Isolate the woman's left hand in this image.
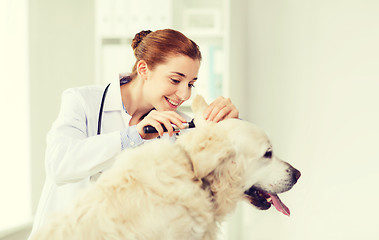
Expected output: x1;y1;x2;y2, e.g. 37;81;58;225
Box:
203;96;239;122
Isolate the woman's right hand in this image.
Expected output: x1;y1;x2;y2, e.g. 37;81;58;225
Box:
136;110;187;139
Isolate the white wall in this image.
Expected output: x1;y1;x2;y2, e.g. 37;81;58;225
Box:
236;0;379;239
29;0;95;216
228;0;249;119
0;0;32;232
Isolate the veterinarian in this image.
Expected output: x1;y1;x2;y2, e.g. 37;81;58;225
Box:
28;29;239;238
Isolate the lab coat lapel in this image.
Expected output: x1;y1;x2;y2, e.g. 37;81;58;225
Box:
103;76;132;128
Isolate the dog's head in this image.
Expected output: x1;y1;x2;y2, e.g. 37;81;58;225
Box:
178;95;300;217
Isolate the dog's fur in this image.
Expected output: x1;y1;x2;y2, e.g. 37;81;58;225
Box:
32;95;300;240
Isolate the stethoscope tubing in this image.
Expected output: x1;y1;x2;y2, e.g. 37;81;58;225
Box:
97;83;111;135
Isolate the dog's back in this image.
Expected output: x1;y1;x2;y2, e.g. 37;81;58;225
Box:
32;139;216;240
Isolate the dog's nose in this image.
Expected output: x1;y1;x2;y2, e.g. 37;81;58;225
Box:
286;164;301;184
293;168;301;182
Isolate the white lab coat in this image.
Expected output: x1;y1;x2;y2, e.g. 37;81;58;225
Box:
29;76;191;237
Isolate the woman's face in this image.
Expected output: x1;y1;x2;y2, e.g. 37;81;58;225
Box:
143;55;200;111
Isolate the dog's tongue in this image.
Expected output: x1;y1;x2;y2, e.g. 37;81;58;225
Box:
268;193;290;216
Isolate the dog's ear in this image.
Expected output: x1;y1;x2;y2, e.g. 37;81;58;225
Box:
179;124;235;179
191;95;208;127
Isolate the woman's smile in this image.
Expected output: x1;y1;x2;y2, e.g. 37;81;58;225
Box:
165;96;181;109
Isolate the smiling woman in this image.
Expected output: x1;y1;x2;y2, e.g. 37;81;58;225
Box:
0;0;32;236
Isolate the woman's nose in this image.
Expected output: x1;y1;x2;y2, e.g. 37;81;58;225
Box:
176;83;191;101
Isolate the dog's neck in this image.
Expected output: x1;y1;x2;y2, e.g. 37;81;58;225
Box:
176;143;219;203
176;143;208;182
177;142;241;222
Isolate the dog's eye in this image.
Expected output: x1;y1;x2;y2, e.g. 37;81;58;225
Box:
264;149;272;158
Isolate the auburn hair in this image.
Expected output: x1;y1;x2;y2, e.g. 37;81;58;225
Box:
130;29;202;79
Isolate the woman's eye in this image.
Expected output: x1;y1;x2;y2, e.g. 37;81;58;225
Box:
170;78;195;88
170;78;180;84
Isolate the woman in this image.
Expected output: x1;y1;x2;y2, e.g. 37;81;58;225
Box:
29;29;239;237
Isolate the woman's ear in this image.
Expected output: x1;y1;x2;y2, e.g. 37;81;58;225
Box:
137;60;148;79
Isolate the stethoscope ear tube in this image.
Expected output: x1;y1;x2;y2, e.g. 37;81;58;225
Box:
97;83;111;135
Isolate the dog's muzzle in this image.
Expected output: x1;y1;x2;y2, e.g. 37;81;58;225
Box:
244;168;301;216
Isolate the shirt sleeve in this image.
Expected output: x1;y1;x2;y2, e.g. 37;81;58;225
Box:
45;88;122;186
120;125;144;150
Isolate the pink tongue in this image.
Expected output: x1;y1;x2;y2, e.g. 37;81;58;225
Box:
268;193;290;216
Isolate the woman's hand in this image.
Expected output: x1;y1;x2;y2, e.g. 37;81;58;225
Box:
136;110;187;139
203;96;239;122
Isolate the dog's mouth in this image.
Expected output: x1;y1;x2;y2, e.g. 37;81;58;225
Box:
244;186;290;216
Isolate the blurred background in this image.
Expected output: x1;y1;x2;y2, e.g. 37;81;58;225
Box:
1;0;378;239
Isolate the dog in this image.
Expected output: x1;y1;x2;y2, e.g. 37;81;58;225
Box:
32;95;300;240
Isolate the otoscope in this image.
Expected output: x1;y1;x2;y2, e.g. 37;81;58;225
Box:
143;119;195;134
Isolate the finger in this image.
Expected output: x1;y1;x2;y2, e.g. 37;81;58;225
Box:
203;97;221;120
206;104;225;122
169;117;187;130
203;104;213;120
136;121;159;139
213;104;240;122
160;111;187;130
226;108;239;119
151;115;173;136
154;113;186;136
145;113;168;136
163;121;174;136
219;110;237;122
205;97;230;121
150;121;165;136
212;105;233;122
166;111;187;123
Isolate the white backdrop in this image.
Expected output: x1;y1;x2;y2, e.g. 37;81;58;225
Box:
225;0;379;239
0;0;32;233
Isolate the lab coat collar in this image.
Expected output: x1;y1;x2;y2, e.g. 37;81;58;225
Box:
103;75;124;112
102;75;132;127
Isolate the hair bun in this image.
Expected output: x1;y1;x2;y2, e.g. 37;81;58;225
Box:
131;30;152;50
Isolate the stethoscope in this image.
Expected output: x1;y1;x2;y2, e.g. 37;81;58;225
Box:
90;82;111;182
98;76;133;135
97;83;111;135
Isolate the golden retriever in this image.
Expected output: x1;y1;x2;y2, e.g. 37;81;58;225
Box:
32;95;300;240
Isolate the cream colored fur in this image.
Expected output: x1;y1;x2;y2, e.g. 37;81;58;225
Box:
32;95;298;240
